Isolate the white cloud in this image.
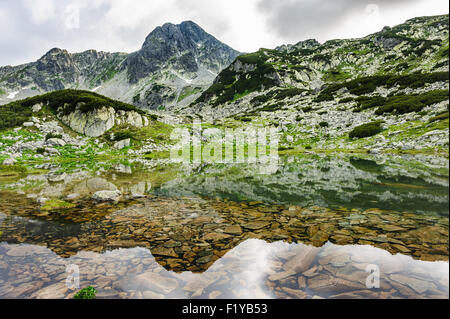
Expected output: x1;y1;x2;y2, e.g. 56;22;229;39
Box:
22;0;56;24
0;0;448;66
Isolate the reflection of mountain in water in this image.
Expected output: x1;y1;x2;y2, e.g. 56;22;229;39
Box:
156;154;449;216
0;239;448;299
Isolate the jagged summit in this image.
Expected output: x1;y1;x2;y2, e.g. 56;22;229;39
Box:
276;39;321;53
40;48;68;56
126;20;239;84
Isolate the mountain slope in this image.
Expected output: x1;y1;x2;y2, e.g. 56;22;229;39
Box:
188;14;448;113
0;21;240;111
183;14;449;154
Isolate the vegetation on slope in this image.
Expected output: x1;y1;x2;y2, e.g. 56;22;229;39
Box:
353;90;449;114
315;72;449;102
195;50;279;106
349;121;384;139
0;89;144;130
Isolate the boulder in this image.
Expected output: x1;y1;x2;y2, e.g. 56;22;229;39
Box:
32;103;43;113
47;172;67;182
92;190;122;202
58;105;115;137
114;139;131;150
125;111;144;128
2;158;16;166
46;138;66;147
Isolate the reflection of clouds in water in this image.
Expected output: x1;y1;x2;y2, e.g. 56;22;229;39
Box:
0;239;448;299
208;239;287;298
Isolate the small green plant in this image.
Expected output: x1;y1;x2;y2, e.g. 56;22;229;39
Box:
113;131;133;141
41;199;76;211
45;133;62;140
429;111;449;123
349;121;384;139
339;97;354;104
74;286;97;299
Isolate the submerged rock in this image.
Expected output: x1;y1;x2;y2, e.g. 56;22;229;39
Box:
2;158;16;166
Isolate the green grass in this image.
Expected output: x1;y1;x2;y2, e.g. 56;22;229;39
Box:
178;86;203;102
107;120;173;148
195;50;278;106
0;165;27;177
429;111;449;123
315;71;449;102
322;69;352;82
41;199;76;211
375;90;448;115
0;89;145;131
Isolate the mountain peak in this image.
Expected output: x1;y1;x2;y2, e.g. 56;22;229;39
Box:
41;48;68;57
127;21;240;84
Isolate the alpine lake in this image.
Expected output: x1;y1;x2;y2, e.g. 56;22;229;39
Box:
0;153;448;299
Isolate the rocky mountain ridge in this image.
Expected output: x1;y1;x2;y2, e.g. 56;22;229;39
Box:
177;14;449;154
0;21;240;111
189;14;448;113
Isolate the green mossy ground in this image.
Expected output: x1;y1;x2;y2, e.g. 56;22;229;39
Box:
41;199;76;211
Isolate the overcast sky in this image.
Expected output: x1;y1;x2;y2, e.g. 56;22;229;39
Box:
0;0;448;66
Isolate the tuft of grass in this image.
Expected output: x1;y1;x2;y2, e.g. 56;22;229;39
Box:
429;111;449;123
375;90;448;115
74;286;97;300
349;121;384;139
0;165;27;177
45;133;62;140
315;71;449;102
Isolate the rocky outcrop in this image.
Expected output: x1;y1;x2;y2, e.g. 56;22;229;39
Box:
57;104;150;137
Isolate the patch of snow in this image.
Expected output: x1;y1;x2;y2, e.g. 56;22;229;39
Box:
7;91;19;99
91;86;102;92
